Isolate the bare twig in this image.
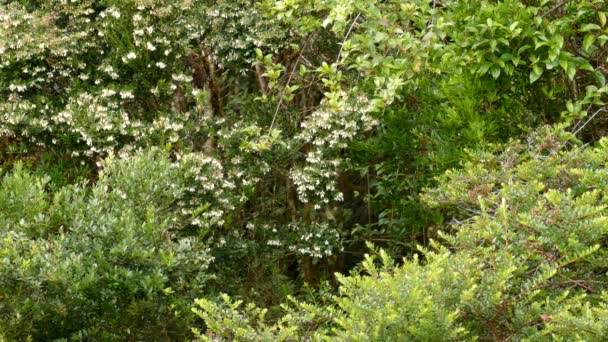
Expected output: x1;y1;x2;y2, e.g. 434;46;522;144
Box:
572;107;607;136
336;13;362;64
269;37;311;130
542;0;571;18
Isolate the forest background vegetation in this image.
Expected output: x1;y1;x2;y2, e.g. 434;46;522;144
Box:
0;0;607;340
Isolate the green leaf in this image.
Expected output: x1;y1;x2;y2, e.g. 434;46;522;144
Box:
535;41;551;50
530;65;543;83
500;53;514;61
491;67;501;79
583;34;596;53
592;70;606;86
578;61;594;72
477;63;491;75
517;45;531;54
553;35;564;49
567;63;577;80
490;39;497;52
559;58;568;72
599;12;607;27
580;23;601;32
566;100;574;113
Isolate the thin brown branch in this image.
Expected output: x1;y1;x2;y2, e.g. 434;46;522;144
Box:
269;37;312;130
541;0;571;18
336;13;362;64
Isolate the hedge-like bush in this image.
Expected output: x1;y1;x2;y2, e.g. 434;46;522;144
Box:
0;148;224;340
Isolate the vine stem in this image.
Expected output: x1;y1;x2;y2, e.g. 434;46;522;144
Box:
336;13;362;64
269;37;311;130
541;0;570;18
573;107;607;136
270;12;362;130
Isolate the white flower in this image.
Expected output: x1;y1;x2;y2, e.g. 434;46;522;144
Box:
101;89;116;97
108;7;121;19
116;189;127;199
122;52;137;64
120;91;134;99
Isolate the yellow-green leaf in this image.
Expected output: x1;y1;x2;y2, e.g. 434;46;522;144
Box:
583;34;596;53
530;65;543;83
599;12;606;27
567;63;577;80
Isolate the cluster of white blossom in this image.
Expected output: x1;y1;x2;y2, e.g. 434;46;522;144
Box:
284;222;342;258
290;151;342;205
184;1;290;74
291;92;377;204
52;93;135;157
0;99;46;138
0;1;200;158
0;3;92;68
298;92;377;148
174;152;236;229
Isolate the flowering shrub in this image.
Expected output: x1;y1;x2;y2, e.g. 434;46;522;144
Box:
1;1;190;154
0;0;289;157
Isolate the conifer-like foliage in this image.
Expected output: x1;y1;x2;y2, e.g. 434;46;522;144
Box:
0;0;607;339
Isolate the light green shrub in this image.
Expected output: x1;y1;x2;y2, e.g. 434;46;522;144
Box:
0;148;225;340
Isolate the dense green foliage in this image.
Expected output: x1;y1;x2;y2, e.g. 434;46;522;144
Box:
0;0;607;340
1;149;223;339
194;127;608;340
